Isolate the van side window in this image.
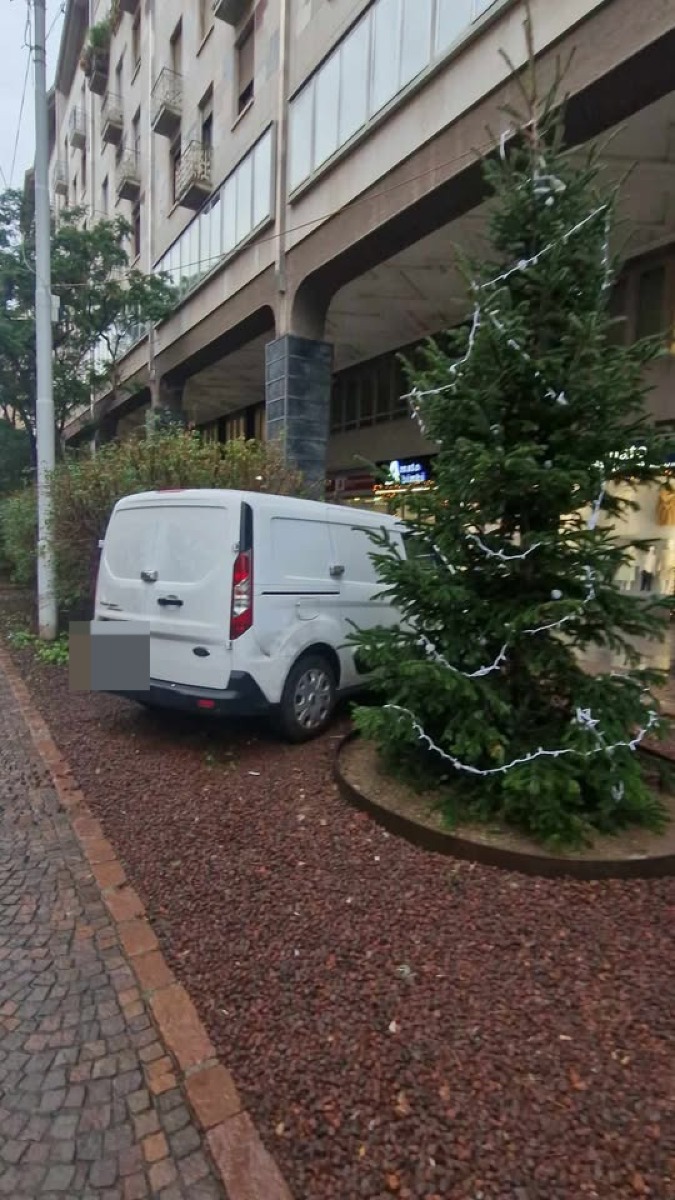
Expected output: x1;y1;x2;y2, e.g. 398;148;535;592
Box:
402;531;441;567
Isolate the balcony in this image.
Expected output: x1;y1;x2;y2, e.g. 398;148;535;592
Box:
116;147;141;202
175;141;212;210
151;68;182;138
213;0;248;24
53;161;68;197
101;93;124;146
69;107;86;150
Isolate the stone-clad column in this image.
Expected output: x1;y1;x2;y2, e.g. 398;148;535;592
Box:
264;334;333;487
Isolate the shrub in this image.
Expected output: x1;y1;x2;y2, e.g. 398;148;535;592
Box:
0;489;38;586
50;430;310;618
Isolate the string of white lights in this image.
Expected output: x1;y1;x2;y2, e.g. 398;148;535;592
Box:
416;631;510;680
406;203;610;410
383;703;659;777
393;186;658;772
466;534;543;562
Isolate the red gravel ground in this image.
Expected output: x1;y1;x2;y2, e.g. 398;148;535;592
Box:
2;597;675;1200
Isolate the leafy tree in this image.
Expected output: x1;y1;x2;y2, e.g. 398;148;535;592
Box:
0;420;32;495
0;188;175;460
350;28;673;846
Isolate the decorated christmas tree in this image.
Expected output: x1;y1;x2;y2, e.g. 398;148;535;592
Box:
350;23;673;846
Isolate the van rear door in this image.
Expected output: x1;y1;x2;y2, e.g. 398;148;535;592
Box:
148;498;235;689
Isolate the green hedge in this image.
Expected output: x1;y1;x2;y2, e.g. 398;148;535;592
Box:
0;430;309;616
0;489;38;587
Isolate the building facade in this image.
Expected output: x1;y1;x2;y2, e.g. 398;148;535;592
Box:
49;0;675;597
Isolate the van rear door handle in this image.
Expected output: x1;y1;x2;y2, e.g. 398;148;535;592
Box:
157;595;183;607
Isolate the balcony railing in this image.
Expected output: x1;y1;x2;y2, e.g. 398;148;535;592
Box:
53;161;68;197
69;107;87;149
116;147;141;202
175;141;212;210
151;68;182;138
101;93;124;146
213;0;248;25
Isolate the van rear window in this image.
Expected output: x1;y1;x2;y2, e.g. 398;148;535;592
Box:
104;509;156;580
154;507;228;584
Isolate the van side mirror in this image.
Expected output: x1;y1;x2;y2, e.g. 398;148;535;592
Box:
98;539;104;551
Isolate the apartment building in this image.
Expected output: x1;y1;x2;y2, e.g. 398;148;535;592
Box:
50;0;675;582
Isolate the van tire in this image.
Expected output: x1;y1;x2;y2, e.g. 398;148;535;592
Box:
275;654;337;742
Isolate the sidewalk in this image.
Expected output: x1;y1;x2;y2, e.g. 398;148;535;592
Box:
0;662;225;1199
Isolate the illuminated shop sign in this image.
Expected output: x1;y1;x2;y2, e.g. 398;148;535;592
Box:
375;455;435;489
599;445;675;472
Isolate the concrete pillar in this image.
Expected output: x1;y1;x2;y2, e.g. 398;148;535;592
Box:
95;413;118;449
264;334;333;486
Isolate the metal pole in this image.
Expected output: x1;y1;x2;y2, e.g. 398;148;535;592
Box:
34;0;58;639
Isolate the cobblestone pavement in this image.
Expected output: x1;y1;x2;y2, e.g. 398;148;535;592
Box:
0;668;225;1199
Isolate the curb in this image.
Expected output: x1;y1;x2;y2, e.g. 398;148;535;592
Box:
334;731;675;881
0;644;293;1200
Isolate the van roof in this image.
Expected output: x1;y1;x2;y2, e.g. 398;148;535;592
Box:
112;488;404;527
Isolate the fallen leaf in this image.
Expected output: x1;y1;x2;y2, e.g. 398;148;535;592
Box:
632;1172;647;1194
275;1122;285;1136
439;1083;451;1103
358;1145;366;1159
385;1173;401;1193
388;1019;400;1034
394;1090;411;1116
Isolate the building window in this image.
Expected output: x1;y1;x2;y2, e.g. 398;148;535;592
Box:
72;173;78;206
636;265;667;341
198;0;210;42
115;55;123;98
330;344;423;433
170;137;182;204
132;201;141;260
213;405;264;443
607;277;627;346
132;9;141;70
132;108;141;157
170;21;183;76
199;89;213;152
236;21;254;114
81;144;87;193
101;175;109;216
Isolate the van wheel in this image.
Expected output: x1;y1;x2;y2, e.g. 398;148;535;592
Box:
276;654;337;742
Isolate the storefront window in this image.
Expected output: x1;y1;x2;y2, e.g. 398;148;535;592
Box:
344;378;359;429
636;265;666;340
607;277;628;346
375;359;392;421
360;372;374;424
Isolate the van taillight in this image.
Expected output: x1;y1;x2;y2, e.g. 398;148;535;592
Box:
230;551;253;640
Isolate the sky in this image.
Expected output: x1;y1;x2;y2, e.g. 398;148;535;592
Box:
0;0;65;191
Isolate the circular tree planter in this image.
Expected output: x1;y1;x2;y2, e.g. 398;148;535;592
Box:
334;732;675;880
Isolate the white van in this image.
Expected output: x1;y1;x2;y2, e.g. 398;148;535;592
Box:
94;488;406;740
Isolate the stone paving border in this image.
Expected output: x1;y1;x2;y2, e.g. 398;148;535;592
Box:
0;645;293;1200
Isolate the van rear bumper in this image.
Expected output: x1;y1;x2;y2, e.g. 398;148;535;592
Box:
112;671;272;717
